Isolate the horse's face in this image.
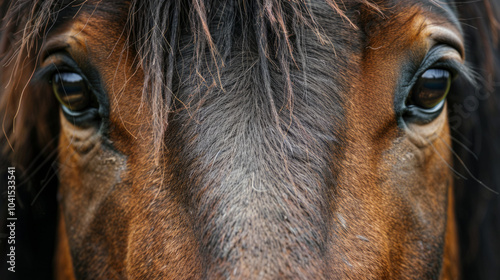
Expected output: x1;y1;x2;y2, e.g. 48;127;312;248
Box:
32;0;464;279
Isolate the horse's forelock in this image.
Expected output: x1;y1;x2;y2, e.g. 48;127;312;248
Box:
126;0;383;160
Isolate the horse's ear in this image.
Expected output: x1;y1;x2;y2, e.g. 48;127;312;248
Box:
0;2;59;279
450;0;500;278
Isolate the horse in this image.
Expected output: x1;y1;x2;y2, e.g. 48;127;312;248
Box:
0;0;499;279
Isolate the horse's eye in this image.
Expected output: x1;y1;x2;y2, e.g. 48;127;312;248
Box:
52;72;91;112
409;69;451;110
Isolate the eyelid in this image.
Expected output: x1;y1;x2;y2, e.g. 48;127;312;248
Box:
413;100;446;114
32;53;84;86
429;26;465;59
423;49;475;86
402;45;467;93
39;34;84;62
40;52;77;69
420;45;461;72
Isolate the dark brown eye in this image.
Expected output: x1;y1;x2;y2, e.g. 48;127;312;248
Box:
409;69;451;111
52;72;91;112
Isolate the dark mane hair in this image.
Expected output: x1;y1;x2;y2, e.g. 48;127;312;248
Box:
450;1;500;279
0;0;499;279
